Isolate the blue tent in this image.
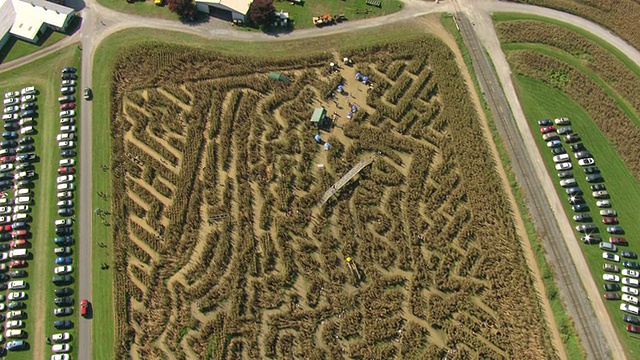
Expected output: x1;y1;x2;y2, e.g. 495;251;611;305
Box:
337;84;344;92
362;76;369;84
314;134;322;142
324;142;330;150
355;72;362;80
351;105;358;112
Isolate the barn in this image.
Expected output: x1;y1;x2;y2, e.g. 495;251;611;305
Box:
0;0;75;48
195;0;252;22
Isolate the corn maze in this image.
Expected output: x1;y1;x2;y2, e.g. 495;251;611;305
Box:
109;38;553;359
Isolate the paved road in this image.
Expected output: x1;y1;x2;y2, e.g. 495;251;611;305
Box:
62;0;640;358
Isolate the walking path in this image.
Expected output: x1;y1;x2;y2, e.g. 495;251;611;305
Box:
317;156;375;206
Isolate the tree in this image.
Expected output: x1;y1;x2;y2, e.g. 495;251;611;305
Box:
167;0;197;20
248;0;276;28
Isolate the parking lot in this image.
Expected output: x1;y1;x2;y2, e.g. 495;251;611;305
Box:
537;117;640;335
0;64;87;359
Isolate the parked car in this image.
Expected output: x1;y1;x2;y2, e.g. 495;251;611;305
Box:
538;119;553;126
62;72;77;80
61;67;76;74
53;307;73;317
601;209;617;216
624;278;640;287
61;150;76;158
51;332;71;343
604;252;620;262
52;275;72;285
597;200;611;208
604;263;620;272
53;320;73;329
586;174;603;183
608;226;624;234
58;95;75;103
593;191;609;199
558;171;573;178
551;147;566;155
603;217;618;224
566;187;583;196
84;87;92;100
53;296;73;306
54;247;72;256
565;134;581;143
555;162;572;171
591;184;606;191
559;178;576;187
54;288;73;297
578;158;595;166
573;214;591;222
6;340;25;350
59;110;75;118
540;126;555;134
547;140;562;148
605;283;621;291
611;237;628;246
80;299;90;317
604;274;620;282
557;126;572;135
568;195;584;205
624;314;640;324
54;237;73;246
604;293;621;300
60;87;75;95
622;251;638;259
623;269;640;278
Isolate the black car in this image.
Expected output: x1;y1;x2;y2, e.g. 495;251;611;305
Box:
55;227;72;236
16;153;35;162
61;73;77;80
568;195;584;205
18;137;33;145
566;187;583;196
0;273;9;282
84;88;92;100
538;119;553;126
61;67;77;74
570;143;586;152
551;147;566;155
572;203;589;212
58;208;74;217
0;180;13;190
583;166;600;174
0;243;9;251
591;184;606;191
0;140;17;149
0;173;12;181
0;233;11;241
622;251;638;259
61;150;75;158
624;315;640;325
16;180;31;187
53;320;73;329
2;132;17;139
16;144;34;153
3;123;18;132
54;287;73;297
7;301;24;310
54;296;73;306
52;275;72;285
19;110;35;118
604;283;620;291
558;171;573;179
586;174;604;183
54;236;73;246
624;261;640;269
9;270;27;278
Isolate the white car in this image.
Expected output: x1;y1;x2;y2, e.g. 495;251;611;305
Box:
60;125;76;133
57;200;73;207
20;86;35;95
623;294;639;305
7;281;25;290
559;178;576;187
58;141;74;149
51;332;71;343
59;159;75;167
623;269;640;278
7;292;25;301
56;175;75;184
0;163;14;172
4;329;24;338
56;133;73;141
54;219;72;227
603;274;620;282
578;158;595;166
53;266;73;275
3;98;18;106
20;95;35;103
623;286;640;296
52;344;70;353
3;105;19;114
0;304;5;311
20;126;34;135
57;183;75;191
60;117;74;125
4;91;19;99
6;311;23;320
621;303;640;315
0;206;11;214
59;110;75;117
61;80;76;87
552;154;570;163
13;205;28;213
5;320;23;329
596;200;611;208
51;355;71;360
624;278;640;287
546;140;562;147
57;191;73;200
555;162;572;171
603;252;620;262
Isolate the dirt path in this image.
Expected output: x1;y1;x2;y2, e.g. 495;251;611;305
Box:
433;14;569;360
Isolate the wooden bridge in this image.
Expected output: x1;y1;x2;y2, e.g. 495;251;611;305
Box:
317;156;375;206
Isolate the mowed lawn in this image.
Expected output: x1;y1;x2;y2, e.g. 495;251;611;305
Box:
515;76;640;358
0;45;81;359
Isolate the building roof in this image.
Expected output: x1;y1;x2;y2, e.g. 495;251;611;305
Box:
0;0;74;41
0;0;16;40
310;108;326;124
197;0;252;15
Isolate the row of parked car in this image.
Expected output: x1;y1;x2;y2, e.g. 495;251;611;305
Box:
539;117;640;334
47;66;83;360
0;86;39;354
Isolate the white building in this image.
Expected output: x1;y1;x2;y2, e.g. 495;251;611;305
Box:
0;0;75;49
195;0;251;22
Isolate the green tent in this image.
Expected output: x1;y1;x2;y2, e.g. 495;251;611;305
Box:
310;108;326;126
268;72;290;84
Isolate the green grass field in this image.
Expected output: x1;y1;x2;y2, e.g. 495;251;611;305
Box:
441;13;584;360
0;44;81;359
515;76;640;358
96;0;180;20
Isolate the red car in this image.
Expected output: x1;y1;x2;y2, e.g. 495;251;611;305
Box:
80;299;90;317
58;167;75;175
627;325;640;333
603;217;619;224
610;237;628;246
1;224;12;232
60;102;75;110
604;293;621;300
9;239;26;248
11;229;26;238
9;260;26;268
540;126;555;134
0;156;15;164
